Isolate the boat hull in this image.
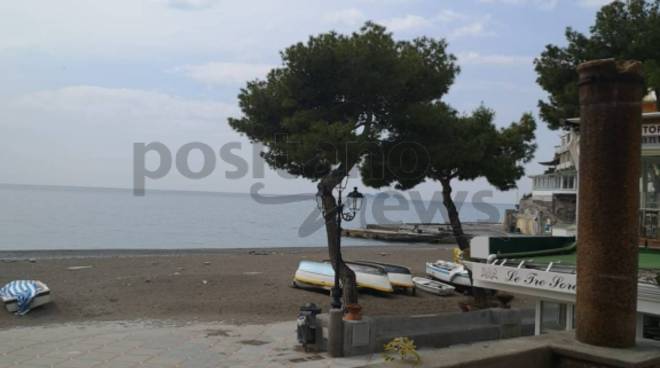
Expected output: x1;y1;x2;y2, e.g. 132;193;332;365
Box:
353;261;414;289
294;261;335;290
426;261;472;288
293;260;393;293
2;281;52;313
412;277;455;296
386;273;415;289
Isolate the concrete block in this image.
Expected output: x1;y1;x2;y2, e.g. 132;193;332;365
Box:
328;309;344;357
499;324;523;339
343;318;372;357
342;308;535;357
351;322;370;347
489;308;522;325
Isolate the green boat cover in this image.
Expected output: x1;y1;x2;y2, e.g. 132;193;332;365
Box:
488;236;576;258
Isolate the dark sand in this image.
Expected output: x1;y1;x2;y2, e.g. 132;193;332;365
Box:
0;245;533;328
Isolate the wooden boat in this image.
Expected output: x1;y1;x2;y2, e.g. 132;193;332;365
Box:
293;260;393;293
293;260;335;290
412;277;455;296
426;260;472;288
354;260;415;292
2;280;52;313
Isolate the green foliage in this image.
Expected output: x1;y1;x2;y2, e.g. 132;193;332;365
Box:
535;0;660;130
361;103;535;250
383;337;421;365
362;104;537;192
229;22;459;181
228;21;536;255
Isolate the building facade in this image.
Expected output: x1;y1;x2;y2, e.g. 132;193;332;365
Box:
488;93;660;340
520;92;660;241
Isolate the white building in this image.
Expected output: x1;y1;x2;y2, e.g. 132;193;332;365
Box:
530;131;579;203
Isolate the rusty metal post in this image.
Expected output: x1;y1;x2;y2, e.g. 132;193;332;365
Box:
576;59;644;348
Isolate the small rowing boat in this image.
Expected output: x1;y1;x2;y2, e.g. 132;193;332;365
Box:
1;280;52;314
426;260;472;288
412;277;455;296
293;260;335;290
354;260;414;292
293;260;393;293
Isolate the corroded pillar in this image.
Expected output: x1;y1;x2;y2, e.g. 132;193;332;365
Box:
576;59;644;348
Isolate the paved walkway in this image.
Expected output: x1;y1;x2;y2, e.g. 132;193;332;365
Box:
0;320;383;368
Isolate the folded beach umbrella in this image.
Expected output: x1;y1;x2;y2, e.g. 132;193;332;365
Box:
0;280;49;315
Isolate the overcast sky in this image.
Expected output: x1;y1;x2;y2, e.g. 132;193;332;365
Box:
0;0;612;203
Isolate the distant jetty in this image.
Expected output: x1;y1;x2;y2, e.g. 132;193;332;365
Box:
342;223;510;244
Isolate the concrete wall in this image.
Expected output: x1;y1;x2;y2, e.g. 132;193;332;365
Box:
363;331;660;368
340;308;535;357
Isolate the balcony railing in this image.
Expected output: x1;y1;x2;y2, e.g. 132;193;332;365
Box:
532;173;577;192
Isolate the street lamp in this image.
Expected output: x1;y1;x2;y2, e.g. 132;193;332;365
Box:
317;184;364;309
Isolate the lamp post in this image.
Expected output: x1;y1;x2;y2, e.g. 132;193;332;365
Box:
317;185;364;309
317;184;364;358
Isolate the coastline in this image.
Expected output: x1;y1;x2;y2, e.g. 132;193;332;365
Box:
0;245;534;329
0;243;453;260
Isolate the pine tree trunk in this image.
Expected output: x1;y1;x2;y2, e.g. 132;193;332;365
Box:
318;181;358;306
440;177;490;308
440;178;469;250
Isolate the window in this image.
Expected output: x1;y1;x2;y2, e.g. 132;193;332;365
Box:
536;300;575;334
641;156;660;209
642;315;660;340
562;175;575;190
540;301;567;333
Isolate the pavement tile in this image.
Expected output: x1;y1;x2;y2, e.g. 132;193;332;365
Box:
142;356;186;366
77;351;119;362
92;346;134;354
0;345;22;354
21;356;67;367
0;320;382;368
211;360;246;368
156;350;198;360
68;344;105;353
55;358;102;368
93;362;138;368
46;349;86;359
86;337;120;344
139;364;182;368
107;354;150;364
14;361;53;368
100;343;141;351
4;351;37;364
122;347;162;357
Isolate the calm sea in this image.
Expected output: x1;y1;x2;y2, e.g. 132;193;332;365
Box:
0;184;514;250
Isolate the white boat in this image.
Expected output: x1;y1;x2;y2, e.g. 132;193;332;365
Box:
293;260;335;290
412;277;455;296
1;280;52;313
293;260;394;293
353;260;414;292
426;260;472;287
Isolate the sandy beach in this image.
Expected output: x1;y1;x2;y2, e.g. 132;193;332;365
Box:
0;245;534;329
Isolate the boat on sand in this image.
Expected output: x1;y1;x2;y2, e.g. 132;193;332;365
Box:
426;260;472;288
412;277;455;296
353;260;415;293
1;280;52;313
293;260;393;293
